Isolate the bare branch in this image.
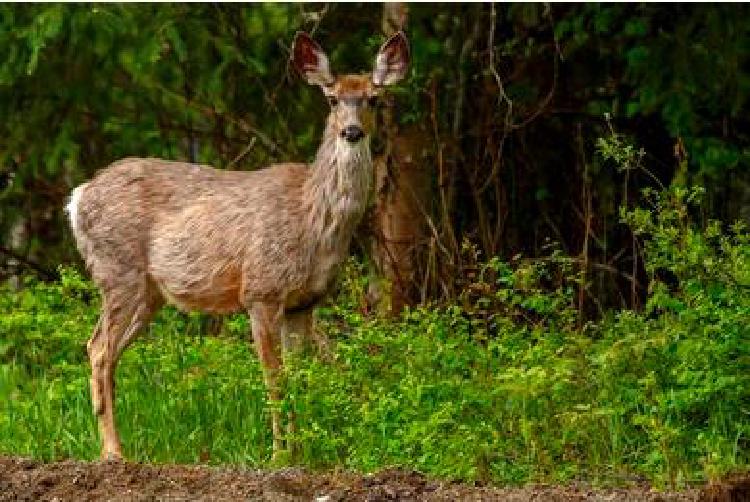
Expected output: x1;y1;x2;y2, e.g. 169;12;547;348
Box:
226;137;257;170
479;3;513;194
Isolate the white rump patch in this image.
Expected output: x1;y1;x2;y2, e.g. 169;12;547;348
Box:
65;184;85;234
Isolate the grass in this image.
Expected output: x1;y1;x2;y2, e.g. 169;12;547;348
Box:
0;293;272;464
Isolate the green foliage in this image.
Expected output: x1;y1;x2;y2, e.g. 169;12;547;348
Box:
624;187;749;294
284;187;748;486
596;122;646;174
1;187;747;487
558;4;750;180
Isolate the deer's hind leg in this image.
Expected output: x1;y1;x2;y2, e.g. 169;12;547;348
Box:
283;307;332;360
281;308;314;356
87;280;159;460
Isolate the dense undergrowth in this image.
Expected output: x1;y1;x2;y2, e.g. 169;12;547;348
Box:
0;187;748;488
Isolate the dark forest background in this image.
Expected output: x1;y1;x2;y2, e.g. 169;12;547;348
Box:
1;3;748;315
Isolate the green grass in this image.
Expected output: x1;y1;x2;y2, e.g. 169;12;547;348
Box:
0;284;273;464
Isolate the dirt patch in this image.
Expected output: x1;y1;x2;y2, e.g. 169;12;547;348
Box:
0;456;736;501
702;474;750;502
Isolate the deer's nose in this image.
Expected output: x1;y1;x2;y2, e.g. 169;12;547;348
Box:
341;125;365;143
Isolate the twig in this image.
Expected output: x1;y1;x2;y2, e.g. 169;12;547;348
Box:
453;13;481;136
430;78;458;260
488;4;513;111
508;54;558;131
480;3;562;192
226;137;257;170
369;224;410;305
572;203;607;251
578;123;591;325
479;3;513;194
131;74;286;158
544;3;564;61
508;3;561;132
523;255;643;290
301;3;329;37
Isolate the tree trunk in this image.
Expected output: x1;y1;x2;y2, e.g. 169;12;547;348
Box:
367;3;433;315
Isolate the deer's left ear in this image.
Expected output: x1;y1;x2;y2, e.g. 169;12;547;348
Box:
372;31;410;86
291;32;335;87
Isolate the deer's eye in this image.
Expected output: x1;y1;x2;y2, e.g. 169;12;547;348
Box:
328;97;339;107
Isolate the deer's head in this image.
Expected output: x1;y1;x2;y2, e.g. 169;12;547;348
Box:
292;31;410;146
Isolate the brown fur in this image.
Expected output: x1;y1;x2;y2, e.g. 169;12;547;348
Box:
332;74;375;96
66;31;409;460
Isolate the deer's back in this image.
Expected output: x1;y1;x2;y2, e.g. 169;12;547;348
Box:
74;157;312;312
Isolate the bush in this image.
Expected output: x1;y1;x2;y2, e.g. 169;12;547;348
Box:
285;185;749;486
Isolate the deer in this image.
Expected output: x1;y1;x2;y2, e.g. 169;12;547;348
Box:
65;31;410;461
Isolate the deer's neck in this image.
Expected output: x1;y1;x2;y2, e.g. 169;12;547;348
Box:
304;122;372;252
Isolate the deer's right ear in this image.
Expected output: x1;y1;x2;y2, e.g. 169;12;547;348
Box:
291;32;335;87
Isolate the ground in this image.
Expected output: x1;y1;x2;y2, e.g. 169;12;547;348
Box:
3;457;748;501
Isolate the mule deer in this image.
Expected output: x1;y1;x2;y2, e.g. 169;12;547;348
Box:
65;31;409;460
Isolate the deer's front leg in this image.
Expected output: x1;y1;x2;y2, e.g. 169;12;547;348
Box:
249;302;284;459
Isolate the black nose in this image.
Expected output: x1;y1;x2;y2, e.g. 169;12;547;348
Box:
341;125;365;143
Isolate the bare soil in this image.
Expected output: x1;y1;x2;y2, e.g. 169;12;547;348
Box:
1;456;747;502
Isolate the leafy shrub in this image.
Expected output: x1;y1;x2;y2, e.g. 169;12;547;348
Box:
285;184;748;486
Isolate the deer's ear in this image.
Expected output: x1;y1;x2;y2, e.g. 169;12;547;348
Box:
372;31;410;86
291;32;335;87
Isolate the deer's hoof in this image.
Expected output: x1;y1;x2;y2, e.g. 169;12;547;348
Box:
101;451;124;463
